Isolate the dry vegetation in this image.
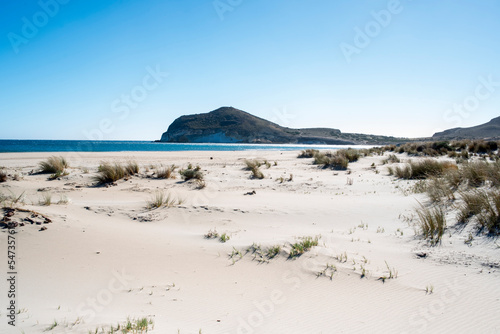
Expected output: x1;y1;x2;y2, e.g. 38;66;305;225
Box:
244;159;271;179
39;156;69;179
156;164;177;179
382;142;500;241
93;161;139;184
179;163;204;181
310;149;361;170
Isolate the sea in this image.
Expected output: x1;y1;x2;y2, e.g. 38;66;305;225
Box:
0;140;371;153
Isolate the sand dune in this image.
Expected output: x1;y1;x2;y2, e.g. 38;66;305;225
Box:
1;151;499;334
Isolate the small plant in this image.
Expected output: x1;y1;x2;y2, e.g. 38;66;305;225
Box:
48;170;69;180
416;204;446;245
39;156;68;174
94;162;130;184
229;247;243;260
457;190;488;225
146;190;178;209
219;233;230;243
266;245;281;259
335;251;348;263
289;236;318;258
346;177;353;185
46;319;58;331
383;154;400;164
156;164;177;179
426;177;456;203
204;229;219;239
425;284;434;294
297;149;319;158
125;161;139;175
57;195;69;205
179;164;204;181
245;160;265;179
379;261;398;282
39;192;52;206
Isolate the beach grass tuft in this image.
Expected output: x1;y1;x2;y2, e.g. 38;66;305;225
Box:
179;164;204;181
156;164;177;179
146;190;179;209
39;156;68;174
416;204;446;245
245;159;265;179
94;161;138;184
289;236;318;258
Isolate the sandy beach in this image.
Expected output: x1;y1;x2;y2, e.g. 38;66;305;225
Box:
1;150;500;334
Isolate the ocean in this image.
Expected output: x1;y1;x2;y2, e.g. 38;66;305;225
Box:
0;140;370;153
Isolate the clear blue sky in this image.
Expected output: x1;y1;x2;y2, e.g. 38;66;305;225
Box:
1;0;499;140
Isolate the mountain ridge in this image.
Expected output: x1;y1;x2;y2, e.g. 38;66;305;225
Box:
432;116;500;139
159;107;406;145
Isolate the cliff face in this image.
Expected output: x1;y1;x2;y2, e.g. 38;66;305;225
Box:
160;107;405;145
433;116;500;139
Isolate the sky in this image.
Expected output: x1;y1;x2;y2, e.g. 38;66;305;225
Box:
0;0;499;140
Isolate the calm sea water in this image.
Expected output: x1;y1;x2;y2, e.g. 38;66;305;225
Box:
0;140;369;153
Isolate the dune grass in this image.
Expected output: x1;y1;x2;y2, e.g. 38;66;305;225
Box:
146;190;181;209
313;152;349;170
426;177;456;203
39;192;52;206
289;236;318;258
380;140;500;158
416;205;446;245
219;233;230;243
93;161;139;184
156;164;177;179
382;154;400;164
457;189;500;234
392;159;457;180
39;156;68;174
266;245;281;259
204;229;219;239
124;161;139;175
179;164;204;181
86;316;154;334
244;159;265;179
297;149;319;158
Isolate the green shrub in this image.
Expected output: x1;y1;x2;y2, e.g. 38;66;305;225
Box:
179;164;203;181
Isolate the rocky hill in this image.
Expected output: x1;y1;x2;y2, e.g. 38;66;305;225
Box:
433;116;500;139
159;107;406;145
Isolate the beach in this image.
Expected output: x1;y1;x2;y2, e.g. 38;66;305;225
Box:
1;150;499;334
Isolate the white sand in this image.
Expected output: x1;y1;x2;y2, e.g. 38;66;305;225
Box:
1;151;499;334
